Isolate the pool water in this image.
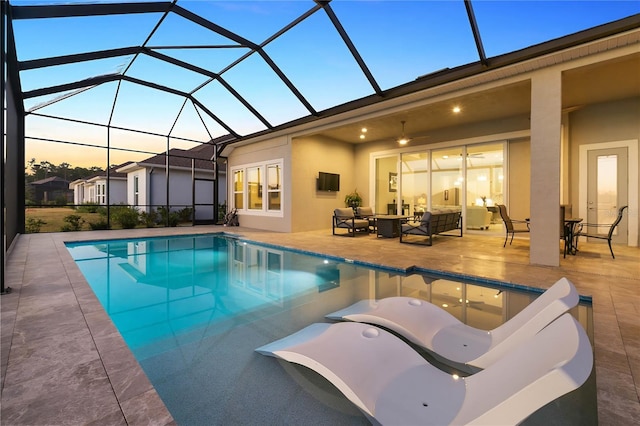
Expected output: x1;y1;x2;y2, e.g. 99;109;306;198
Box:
66;233;596;425
66;234;346;359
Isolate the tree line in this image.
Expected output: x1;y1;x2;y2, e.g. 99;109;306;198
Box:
26;158;104;183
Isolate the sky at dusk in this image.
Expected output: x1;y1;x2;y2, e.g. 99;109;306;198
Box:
8;0;640;169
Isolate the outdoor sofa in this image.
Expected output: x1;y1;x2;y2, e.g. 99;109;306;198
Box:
400;208;462;245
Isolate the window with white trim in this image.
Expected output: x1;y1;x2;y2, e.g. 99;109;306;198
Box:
247;166;262;210
231;160;283;215
267;164;281;210
97;183;106;205
233;170;244;210
134;175;139;207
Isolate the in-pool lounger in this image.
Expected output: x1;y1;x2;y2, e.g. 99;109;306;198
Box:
326;277;579;372
256;314;592;425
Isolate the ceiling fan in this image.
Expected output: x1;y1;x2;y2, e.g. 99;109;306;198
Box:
460;152;485;159
397;120;411;145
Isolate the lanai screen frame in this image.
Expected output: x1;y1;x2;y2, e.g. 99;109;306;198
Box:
1;0;487;250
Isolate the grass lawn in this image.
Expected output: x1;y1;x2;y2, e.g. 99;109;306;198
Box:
25;207;103;233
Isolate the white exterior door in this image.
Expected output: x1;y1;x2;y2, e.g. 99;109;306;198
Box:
586;147;628;244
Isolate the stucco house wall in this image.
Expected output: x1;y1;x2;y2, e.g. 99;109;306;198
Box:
126;166;218;219
90;177;127;205
70;178;127;205
70;181;87;205
292;135;355;232
126;169;149;211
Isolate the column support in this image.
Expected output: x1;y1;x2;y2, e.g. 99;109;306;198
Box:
530;69;562;266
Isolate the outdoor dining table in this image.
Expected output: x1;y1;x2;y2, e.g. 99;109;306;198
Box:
563;217;583;257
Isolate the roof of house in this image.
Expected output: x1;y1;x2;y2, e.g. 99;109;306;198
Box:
30;176;69;186
87;162;133;179
69;162;133;186
132;144;216;171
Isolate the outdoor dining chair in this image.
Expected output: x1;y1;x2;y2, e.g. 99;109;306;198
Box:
575;205;628;259
497;204;530;247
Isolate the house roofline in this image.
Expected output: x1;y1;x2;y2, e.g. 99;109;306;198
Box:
116;162;222;175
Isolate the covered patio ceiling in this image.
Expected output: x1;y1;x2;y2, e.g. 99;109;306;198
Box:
5;0;640;159
307;51;640;145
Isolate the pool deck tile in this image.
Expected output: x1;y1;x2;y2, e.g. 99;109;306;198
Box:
1;226;639;425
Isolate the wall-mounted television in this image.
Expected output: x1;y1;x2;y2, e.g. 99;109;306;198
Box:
317;172;340;192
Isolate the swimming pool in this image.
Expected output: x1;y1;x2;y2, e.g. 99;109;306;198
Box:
66;233;596;425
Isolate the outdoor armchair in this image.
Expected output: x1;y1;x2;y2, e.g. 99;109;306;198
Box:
399;211;432;244
333;208;369;237
355;206;377;233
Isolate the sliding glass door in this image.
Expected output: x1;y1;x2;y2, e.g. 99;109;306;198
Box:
431;147;463;210
374;156;398;215
466;143;504;208
465;143;505;231
373;143;505;229
401;152;429;218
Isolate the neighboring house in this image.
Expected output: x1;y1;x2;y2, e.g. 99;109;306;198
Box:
116;143;226;222
69;163;131;206
29;176;72;204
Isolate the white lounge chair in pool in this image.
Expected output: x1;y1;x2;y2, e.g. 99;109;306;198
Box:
326;277;579;372
256;314;592;425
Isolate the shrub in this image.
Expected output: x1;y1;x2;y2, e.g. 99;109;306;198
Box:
178;207;193;222
61;214;84;232
54;195;68;206
140;209;158;228
158;206;180;227
76;203;99;213
111;205;139;229
89;220;110;230
217;202;227;222
25;217;46;233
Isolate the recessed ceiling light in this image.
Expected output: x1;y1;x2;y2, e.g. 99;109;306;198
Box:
359;134;365;139
361;127;367;133
453;106;461;113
